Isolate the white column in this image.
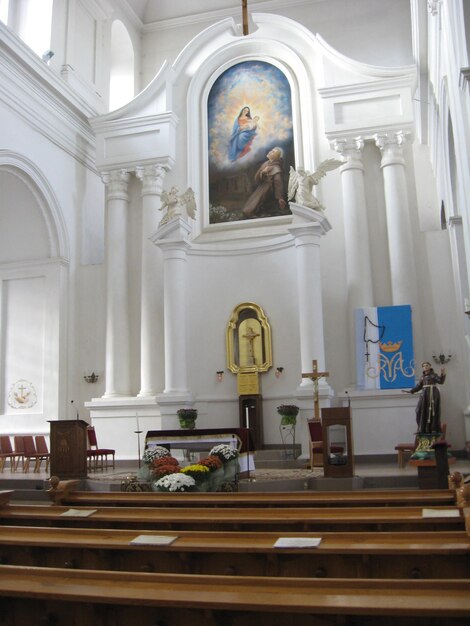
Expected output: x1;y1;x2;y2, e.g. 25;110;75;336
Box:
135;165;167;397
375;131;419;308
288;215;330;383
333;138;374;308
333;138;374;385
102;169;131;397
152;219;192;396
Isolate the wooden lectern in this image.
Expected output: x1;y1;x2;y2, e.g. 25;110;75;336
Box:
49;419;88;478
321;407;354;478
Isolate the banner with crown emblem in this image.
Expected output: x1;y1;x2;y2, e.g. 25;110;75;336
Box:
355;305;415;389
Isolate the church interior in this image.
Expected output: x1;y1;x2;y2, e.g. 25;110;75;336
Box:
1;0;470;621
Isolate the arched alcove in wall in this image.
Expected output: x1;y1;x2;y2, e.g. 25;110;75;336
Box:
0;153;68;432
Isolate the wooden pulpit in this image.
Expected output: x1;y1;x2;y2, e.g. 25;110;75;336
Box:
321;407;354;478
49;419;88;478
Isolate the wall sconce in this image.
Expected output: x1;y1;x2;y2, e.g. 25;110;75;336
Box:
432;353;452;365
84;372;99;383
216;370;224;382
275;367;284;378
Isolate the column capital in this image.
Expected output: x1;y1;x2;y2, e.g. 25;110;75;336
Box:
101;169;130;200
135;164;168;196
374;131;409;167
331;138;365;171
427;0;441;16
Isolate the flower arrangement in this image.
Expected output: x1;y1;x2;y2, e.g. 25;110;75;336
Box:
142;446;170;466
277;404;299;416
199;455;223;472
177;408;198;428
180;463;210;484
151;456;181;479
154;473;196;492
209;443;239;463
277;404;299;426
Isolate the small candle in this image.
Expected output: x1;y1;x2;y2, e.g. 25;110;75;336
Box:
245;406;250;430
136;414;140;431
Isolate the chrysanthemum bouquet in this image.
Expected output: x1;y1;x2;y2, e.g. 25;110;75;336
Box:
154;473;196;492
142;446;170;466
209;443;239;463
180;463;210;484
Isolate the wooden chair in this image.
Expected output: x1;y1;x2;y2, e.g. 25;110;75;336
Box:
0;436;23;472
307;419;344;468
395;422;447;468
87;426;115;471
34;435;50;473
13;436;25;472
22;435;49;473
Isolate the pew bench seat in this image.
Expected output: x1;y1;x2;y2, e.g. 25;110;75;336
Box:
0;503;465;532
48;485;457;508
0;525;468;579
0;565;469;625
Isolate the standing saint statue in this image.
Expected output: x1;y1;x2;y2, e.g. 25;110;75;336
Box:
404;361;446;433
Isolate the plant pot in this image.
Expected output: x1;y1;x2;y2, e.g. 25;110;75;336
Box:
209;467;225;491
223;458;239;483
280;414;297;426
179;418;196;429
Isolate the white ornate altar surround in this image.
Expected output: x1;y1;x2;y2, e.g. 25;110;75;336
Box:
87;11;425;459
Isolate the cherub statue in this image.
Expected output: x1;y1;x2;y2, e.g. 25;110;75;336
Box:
287;158;343;210
159;186;197;225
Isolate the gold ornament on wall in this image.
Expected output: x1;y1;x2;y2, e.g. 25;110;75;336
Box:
226;302;272;374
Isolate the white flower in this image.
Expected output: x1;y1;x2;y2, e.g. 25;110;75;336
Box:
209;443;239;462
142;446;170;465
154;473;196;492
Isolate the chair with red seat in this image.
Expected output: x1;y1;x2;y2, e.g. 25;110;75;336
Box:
307;419;344;469
0;436;23;472
22;435;49;473
34;435;50;473
13;436;25;472
87;426;115;471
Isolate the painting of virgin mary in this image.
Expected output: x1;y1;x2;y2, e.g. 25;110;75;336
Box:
208;61;295;223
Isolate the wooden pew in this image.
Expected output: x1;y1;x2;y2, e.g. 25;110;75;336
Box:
0;502;465;532
0;565;469;625
0;524;468;579
47;481;458;508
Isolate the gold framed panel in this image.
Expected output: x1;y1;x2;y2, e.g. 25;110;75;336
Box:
226;302;272;374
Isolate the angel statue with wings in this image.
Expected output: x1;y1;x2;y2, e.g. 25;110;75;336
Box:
287;158;343;210
159;186;197;226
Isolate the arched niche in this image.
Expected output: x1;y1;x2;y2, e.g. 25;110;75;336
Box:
109;19;135;111
226;302;272;373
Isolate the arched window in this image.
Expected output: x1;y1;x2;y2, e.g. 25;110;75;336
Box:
109;19;134;111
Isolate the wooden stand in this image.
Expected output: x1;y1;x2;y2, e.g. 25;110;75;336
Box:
239;395;263;450
322;407;354;478
49;420;88;479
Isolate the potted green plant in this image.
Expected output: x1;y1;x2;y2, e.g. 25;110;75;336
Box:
277;404;299;426
177;408;198;429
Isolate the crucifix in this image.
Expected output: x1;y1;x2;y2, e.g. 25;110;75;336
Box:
242;0;249;36
302;360;329;420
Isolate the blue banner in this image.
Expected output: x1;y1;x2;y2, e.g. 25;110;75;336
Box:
355;305;415;389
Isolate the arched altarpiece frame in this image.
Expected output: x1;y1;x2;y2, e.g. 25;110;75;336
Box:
186;15;318;238
226;302;272;374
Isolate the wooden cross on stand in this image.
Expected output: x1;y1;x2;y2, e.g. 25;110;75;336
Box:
302;360;329;420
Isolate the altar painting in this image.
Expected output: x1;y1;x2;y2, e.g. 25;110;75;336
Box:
355;305;415;389
208;60;295;223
